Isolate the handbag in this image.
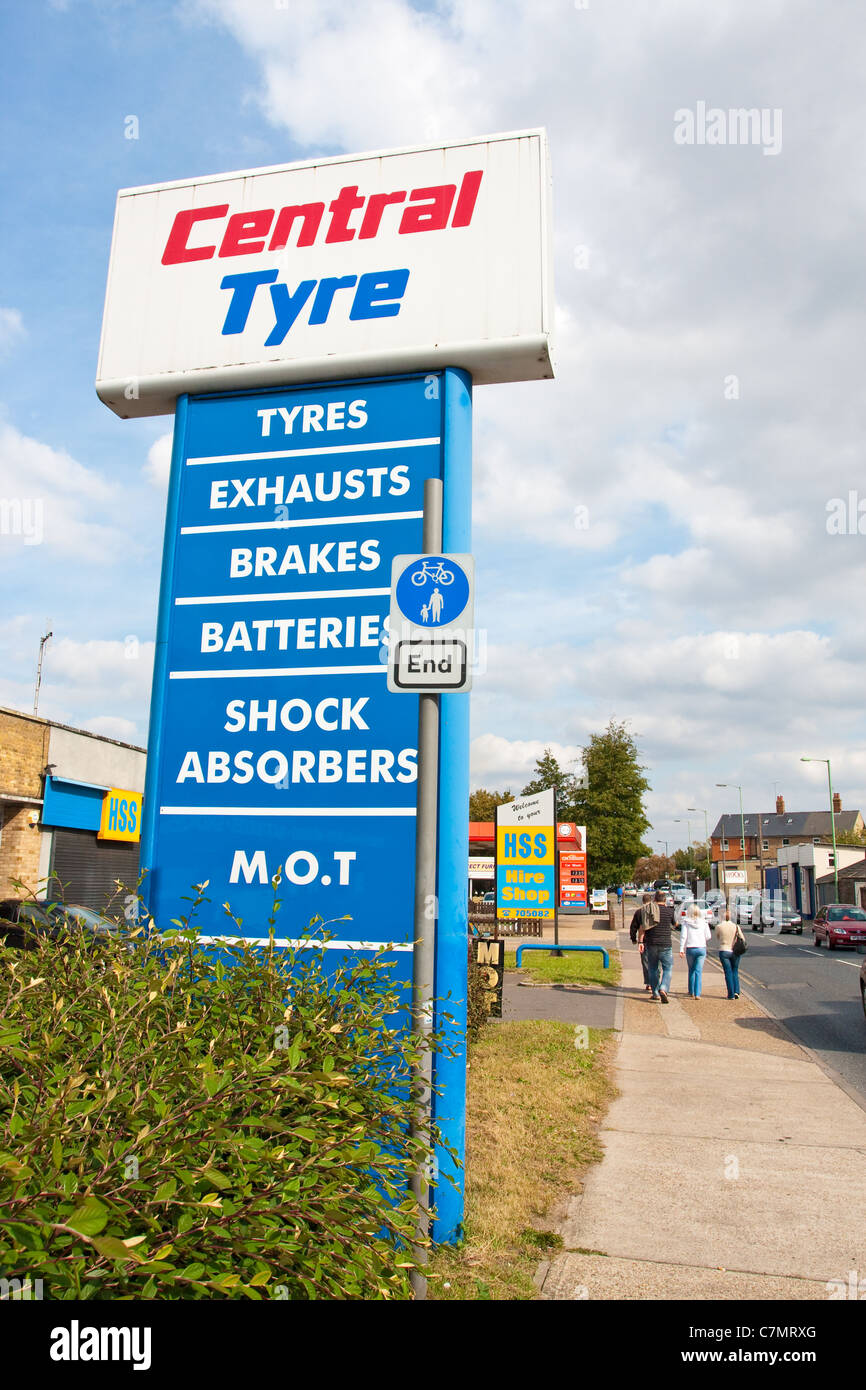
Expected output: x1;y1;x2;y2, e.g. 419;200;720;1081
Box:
732;926;747;957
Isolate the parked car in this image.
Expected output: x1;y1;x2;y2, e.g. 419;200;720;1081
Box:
673;899;697;927
731;890;764;929
812;904;866;951
757;896;803;934
0;898;131;952
482;891;495;904
696;892;725;927
652;879;672;892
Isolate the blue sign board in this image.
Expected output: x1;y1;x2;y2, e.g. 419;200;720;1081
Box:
140;368;472;1241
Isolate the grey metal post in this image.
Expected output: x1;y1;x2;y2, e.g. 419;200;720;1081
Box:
409;477;442;1301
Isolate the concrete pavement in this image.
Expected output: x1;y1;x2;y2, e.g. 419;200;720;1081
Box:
535;915;866;1301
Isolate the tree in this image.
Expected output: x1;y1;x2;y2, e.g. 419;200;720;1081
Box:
634;853;676;885
831;826;866;846
521;748;583;823
578;720;651;888
469;787;514;821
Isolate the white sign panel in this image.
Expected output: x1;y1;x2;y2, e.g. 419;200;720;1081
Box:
723;868;747;885
387;552;474;693
497;788;555;828
97;130;554;418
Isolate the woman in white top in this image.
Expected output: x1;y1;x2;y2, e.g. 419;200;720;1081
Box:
679;904;711;998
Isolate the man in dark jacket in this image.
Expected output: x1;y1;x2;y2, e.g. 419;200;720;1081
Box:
630;892;652;991
638;891;675;1003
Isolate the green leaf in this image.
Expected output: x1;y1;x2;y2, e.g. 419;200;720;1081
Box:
154;1177;177;1202
92;1235;143;1262
200;1167;231;1190
66;1196;109;1238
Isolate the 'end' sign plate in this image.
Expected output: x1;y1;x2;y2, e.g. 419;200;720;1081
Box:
387;553;474;693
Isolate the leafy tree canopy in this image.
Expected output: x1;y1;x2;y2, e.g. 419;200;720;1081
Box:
469;787;514;821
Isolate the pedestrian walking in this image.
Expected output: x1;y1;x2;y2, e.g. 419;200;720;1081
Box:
716;908;745;1000
630;892;652;992
638;891;676;1003
679;903;711;998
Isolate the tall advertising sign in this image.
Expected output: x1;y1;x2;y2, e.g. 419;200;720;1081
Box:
495;789;557;922
558;823;588;908
98;130;553;1251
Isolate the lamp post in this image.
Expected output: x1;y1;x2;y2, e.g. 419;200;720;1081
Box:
674;818;693;887
656;839;669;879
689;806;710;890
717;783;747;889
801;757;839;902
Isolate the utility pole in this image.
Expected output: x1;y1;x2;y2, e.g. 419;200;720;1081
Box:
34;631;52;716
717;783;747;889
757;810;765;892
801;756;839;902
674;818;693;888
688;806;710;885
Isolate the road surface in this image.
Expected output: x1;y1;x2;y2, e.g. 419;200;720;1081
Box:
726;927;866;1103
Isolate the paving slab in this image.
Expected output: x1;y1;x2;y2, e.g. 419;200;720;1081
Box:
539;1252;831;1302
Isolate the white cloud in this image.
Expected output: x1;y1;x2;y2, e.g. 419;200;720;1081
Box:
470;733;583;790
82;715;142;743
0;420;120;560
144;432;172;489
35;636;154;740
0;308;24;354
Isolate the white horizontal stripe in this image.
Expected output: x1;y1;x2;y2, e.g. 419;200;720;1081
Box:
175;586;390;606
193;935;414;952
159;805;416;817
180;509;422;536
186;437;440;465
169;664;386;679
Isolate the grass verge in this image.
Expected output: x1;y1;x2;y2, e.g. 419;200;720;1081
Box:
428;1020;616;1300
504;947;621;987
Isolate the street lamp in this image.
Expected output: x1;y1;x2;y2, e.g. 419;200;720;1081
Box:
801;757;839;901
689;806;711;888
717;783;747;889
673;818;693;886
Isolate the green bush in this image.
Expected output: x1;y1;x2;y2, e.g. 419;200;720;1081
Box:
466;954;489;1044
0;894;443;1300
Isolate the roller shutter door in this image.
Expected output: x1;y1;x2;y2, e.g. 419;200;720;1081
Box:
50;828;140;916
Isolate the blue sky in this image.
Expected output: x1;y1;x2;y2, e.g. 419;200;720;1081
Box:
3;0;866;855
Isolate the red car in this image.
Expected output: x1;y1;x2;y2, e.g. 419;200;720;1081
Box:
812;904;866;950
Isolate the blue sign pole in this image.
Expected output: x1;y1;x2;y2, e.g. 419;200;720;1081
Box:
433;368;472;1243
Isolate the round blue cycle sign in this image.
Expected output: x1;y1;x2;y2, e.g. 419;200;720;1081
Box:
395;556;470;627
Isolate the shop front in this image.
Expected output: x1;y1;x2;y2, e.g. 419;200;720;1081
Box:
42;777;143;914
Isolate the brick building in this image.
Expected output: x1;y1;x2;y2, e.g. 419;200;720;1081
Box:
0;706;146;913
709;793;864;891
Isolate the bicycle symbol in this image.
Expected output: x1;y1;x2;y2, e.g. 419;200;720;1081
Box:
410;559;455;587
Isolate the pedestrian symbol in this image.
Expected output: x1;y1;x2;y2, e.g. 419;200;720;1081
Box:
395;555;470;627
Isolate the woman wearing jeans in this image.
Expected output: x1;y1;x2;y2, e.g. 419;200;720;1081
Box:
679;905;711;998
716;909;743;999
